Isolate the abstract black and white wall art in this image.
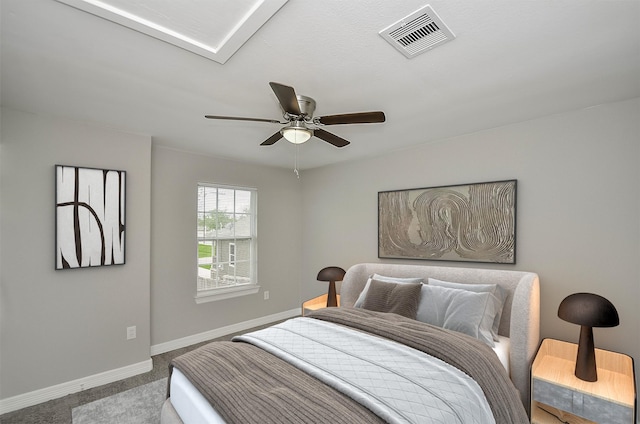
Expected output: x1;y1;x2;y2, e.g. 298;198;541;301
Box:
55;165;126;269
378;180;516;263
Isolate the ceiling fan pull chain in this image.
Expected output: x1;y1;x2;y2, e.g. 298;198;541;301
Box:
294;144;300;178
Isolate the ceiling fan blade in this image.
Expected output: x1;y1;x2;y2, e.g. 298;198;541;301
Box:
314;129;350;148
269;82;301;115
316;111;386;125
205;115;282;124
260;131;283;146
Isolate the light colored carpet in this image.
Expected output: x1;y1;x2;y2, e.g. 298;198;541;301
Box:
71;378;167;424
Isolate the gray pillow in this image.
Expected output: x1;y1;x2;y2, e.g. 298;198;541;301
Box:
361;279;422;319
428;278;506;341
419;284;498;347
353;274;424;308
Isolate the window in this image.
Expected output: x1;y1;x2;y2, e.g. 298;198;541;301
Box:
196;184;258;303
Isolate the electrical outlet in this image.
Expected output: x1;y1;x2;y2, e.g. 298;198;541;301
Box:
126;326;136;340
264;291;269;300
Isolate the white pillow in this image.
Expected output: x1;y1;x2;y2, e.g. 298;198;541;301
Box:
428;278;506;341
353;274;424;308
419;284;498;347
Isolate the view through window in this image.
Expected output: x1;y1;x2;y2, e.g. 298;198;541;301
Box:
196;184;256;295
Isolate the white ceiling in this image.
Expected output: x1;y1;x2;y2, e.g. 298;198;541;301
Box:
2;0;639;170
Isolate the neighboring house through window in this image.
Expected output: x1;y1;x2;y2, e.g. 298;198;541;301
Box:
196;184;258;303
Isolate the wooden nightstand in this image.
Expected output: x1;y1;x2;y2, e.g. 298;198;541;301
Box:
301;294;340;316
531;338;636;424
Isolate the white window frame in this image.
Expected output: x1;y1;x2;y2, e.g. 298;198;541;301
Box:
195;183;258;304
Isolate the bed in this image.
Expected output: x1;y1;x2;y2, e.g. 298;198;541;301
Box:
161;262;540;423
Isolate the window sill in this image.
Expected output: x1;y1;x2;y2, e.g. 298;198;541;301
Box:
195;284;260;304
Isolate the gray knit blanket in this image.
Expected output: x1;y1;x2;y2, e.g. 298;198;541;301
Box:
169;341;383;423
170;308;528;423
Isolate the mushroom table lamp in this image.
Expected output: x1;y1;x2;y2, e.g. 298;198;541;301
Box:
557;292;619;382
316;266;346;308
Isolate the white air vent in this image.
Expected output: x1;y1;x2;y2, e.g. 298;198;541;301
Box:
379;5;455;58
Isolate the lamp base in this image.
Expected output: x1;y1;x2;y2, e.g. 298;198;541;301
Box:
326;281;338;307
575;325;597;382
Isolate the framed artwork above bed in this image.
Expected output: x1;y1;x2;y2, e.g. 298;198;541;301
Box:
378;179;516;264
55;165;126;269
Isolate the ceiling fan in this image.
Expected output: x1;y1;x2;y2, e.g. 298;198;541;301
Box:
205;82;385;148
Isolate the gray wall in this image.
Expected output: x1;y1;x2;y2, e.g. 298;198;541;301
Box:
150;146;302;346
301;97;640;397
1;98;638;412
0;109;303;402
0;108;151;398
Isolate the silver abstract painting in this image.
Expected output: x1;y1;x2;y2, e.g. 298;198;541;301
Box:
378;180;516;263
56;165;126;269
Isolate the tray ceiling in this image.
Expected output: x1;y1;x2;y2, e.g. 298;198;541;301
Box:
55;0;288;64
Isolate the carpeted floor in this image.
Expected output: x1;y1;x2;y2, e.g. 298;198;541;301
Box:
0;321;281;424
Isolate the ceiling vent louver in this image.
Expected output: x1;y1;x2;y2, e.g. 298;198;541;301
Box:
379;5;455;59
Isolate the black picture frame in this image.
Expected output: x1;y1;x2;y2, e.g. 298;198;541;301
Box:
378;180;516;263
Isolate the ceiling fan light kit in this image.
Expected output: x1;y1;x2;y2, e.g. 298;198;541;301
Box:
205;82;385;148
281;123;313;144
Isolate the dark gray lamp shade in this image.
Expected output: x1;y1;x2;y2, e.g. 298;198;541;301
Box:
317;266;346;307
557;292;619;381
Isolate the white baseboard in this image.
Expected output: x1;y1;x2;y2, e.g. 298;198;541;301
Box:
150;307;301;355
0;308;301;415
0;358;152;415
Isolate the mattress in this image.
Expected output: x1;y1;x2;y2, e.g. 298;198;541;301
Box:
494;335;511;374
170;367;225;424
169;335;511;424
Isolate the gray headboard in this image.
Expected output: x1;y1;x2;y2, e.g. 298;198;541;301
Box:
339;263;540;412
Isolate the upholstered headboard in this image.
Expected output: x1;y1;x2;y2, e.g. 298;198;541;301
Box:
340;263;540;412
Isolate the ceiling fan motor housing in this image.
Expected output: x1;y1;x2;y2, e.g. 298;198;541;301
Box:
294;95;316;119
